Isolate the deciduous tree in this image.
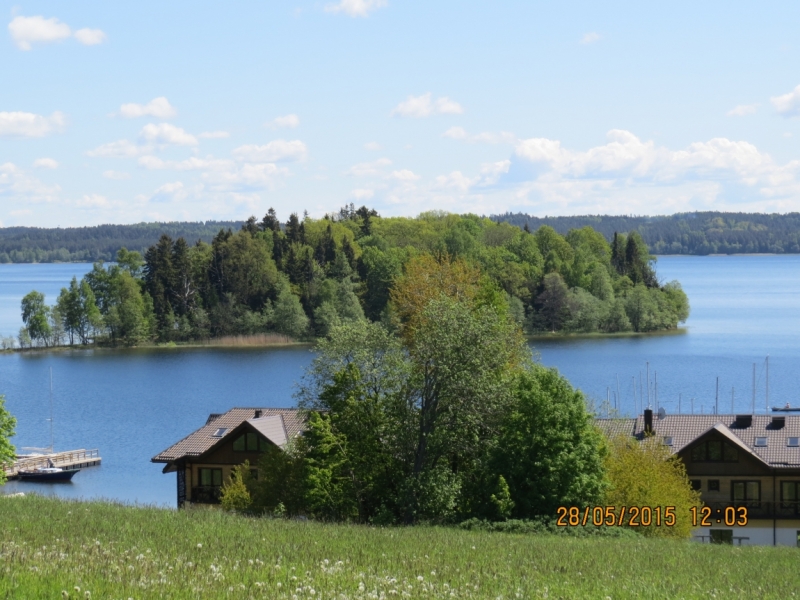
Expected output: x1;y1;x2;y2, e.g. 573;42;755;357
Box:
0;395;16;485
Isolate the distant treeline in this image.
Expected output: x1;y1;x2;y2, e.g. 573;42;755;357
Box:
5;212;800;263
492;212;800;255
0;222;242;263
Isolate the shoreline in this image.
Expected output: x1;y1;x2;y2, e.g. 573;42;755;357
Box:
0;328;688;356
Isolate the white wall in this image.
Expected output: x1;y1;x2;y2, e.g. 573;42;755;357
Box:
692;521;800;546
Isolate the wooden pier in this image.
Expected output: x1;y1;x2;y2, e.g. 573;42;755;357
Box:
4;449;101;480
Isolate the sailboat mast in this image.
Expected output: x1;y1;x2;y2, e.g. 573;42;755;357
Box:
49;367;54;453
766;355;770;413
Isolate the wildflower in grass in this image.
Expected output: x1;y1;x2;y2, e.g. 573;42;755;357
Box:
61;592;68;599
197;543;202;549
74;586;81;593
417;576;424;582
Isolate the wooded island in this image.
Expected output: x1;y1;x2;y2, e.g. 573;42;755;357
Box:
15;207;688;347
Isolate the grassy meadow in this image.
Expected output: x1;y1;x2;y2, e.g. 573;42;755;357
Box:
2;496;800;599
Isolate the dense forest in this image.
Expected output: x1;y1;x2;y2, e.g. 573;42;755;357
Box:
5;211;800;263
0;221;241;263
494;212;800;255
14;206;688;347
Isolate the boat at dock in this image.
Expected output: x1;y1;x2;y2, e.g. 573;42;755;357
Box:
17;466;80;482
4;449;100;481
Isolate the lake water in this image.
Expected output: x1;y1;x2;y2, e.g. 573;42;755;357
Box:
1;256;800;506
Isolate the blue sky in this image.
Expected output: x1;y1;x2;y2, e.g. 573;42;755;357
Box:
1;1;800;227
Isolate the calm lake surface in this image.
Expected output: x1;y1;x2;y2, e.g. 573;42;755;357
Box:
2;256;800;506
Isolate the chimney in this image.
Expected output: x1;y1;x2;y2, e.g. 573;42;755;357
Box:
254;409;262;419
644;408;653;434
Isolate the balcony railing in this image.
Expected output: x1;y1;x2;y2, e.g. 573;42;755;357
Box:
191;486;221;504
704;501;800;520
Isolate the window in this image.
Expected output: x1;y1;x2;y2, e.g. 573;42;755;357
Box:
788;437;800;447
250;469;259;481
199;468;222;488
232;432;271;452
212;428;227;438
663;436;673;446
732;480;761;506
690;479;701;491
710;530;733;545
708;480;720;492
755;437;768;447
690;440;739;462
781;481;800;511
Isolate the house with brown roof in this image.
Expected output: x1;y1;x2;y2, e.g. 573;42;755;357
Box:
152;408;305;507
597;409;800;546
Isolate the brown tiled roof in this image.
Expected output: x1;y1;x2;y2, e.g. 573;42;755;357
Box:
152;408;305;463
596;414;800;468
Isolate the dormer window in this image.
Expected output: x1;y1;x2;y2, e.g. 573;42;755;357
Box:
755;437;768;447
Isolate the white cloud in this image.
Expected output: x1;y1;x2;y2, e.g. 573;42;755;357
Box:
150;181;188;203
443;126;515;144
103;170;130;180
137;154;290;192
198;131;230;139
350;188;375;200
0;162;61;204
74;28;106;46
203;163;290;191
33;158;59;169
8;16;106;50
505;129;800;213
140;123;198;146
0;111;66;138
87;140;148;158
443;126;468;140
727;104;758;117
392;93;464;118
138;156;233;171
325;0;387;17
390;169;420;182
364;142;381;151
771;84;800;117
266;114;300;129
232;140;307;162
8;16;71;50
478;160;511;185
434;171;475;193
119;97;177;119
580;32;601;45
75;194;108;208
346;158;392;176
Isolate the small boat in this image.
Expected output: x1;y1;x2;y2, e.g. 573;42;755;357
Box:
772;404;800;412
18;466;80;482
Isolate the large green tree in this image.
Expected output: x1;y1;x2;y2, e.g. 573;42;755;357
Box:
490;366;607;518
20;291;51;347
57;277;102;345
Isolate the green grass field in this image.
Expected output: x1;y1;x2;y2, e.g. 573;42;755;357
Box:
1;495;799;599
